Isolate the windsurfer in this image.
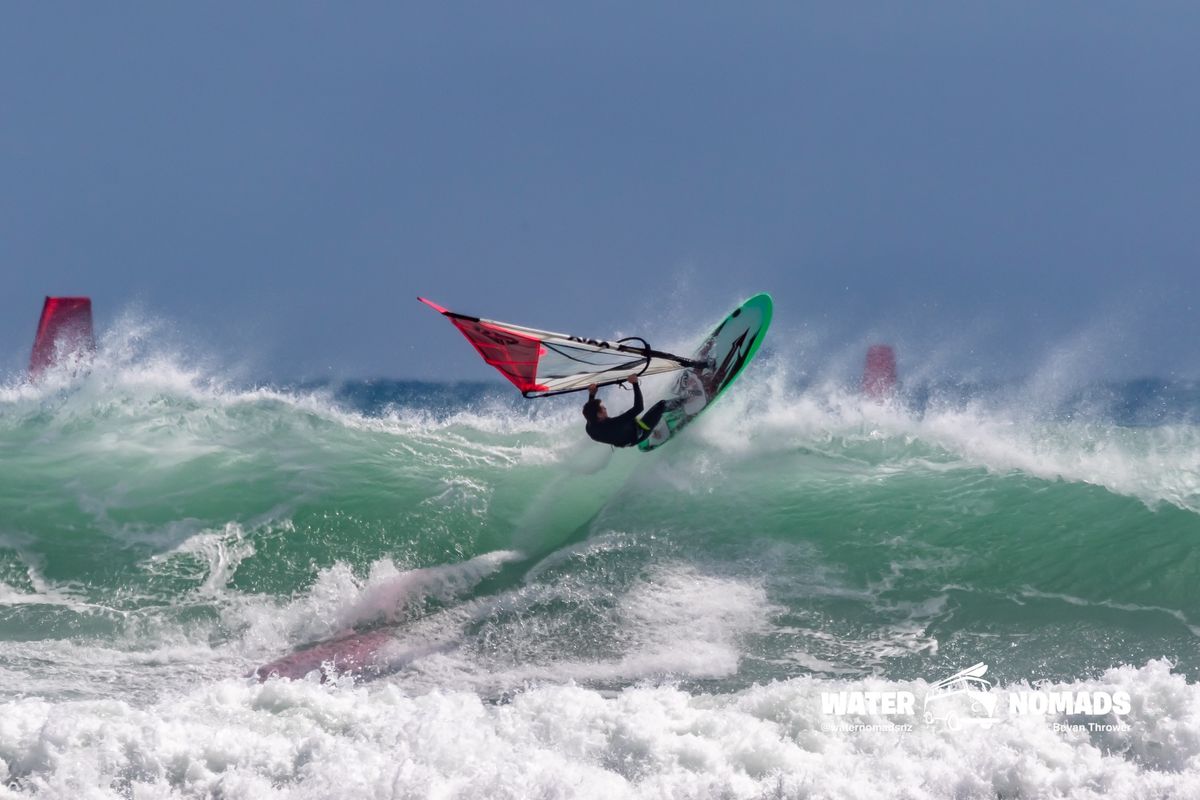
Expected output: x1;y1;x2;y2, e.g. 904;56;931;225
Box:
582;376;680;447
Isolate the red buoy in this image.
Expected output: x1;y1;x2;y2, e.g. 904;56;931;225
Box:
862;344;896;400
29;296;95;378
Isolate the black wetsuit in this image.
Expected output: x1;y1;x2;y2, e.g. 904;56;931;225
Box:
585;383;672;447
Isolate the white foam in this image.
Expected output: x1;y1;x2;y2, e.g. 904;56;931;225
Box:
345;562;775;695
1;661;1198;798
0;541;95;613
0;310;578;473
678;368;1200;513
147;523;257;597
232;550;523;661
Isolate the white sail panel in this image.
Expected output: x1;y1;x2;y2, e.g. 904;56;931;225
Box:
419;298;691;397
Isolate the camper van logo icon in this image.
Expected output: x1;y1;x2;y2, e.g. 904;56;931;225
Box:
923;662;1000;730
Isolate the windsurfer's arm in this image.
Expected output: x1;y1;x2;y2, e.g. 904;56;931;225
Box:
628;375;644;415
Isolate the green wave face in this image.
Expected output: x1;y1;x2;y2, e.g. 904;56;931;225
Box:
2;362;1199;701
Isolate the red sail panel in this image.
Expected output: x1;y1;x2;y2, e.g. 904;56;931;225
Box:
418;296;690;397
862;344;897;399
29;296;95;377
448;317;548;394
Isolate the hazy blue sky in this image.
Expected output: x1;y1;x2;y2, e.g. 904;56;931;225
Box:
3;3;1197;382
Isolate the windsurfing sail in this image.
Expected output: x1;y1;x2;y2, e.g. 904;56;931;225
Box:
29;296;95;378
418;297;702;397
862;344;897;400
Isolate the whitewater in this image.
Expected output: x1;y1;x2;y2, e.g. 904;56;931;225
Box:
2;320;1200;799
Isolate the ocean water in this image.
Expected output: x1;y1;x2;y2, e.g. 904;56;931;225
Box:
2;325;1200;799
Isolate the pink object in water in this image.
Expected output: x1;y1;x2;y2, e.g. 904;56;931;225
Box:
862;345;897;399
29;296;95;377
254;629;396;682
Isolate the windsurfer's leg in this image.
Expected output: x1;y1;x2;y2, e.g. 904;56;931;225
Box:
636;400;669;433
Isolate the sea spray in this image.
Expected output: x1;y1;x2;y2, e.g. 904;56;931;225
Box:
2;325;1199;796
